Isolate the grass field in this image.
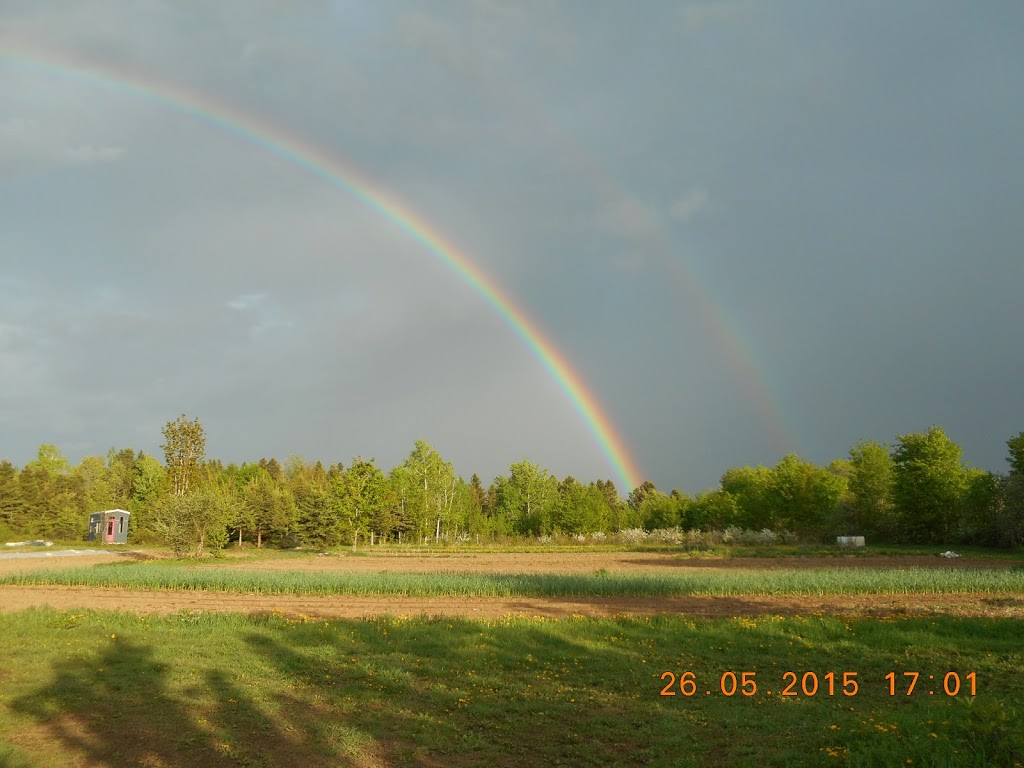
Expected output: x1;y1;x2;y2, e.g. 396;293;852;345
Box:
0;610;1022;767
1;548;1022;767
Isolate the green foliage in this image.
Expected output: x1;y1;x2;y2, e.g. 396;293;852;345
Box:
150;488;239;556
893;427;968;544
721;465;774;528
627;479;657;510
718;457;844;535
766;454;840;534
332;457;393;548
390;440;459;542
0;460;24;529
997;474;1024;549
686;489;740;530
126;452;166;541
77;455;114;511
3;425;1023;549
638;490;681;531
846;440;896;538
495;460;558;536
25;444;70;476
958;469;1005;546
105;447;138;507
295;484;338;548
1007;431;1024;478
160;414;206;496
551;477;612;534
242;469;297;547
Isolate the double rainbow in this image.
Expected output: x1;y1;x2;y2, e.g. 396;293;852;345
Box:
2;44;646;491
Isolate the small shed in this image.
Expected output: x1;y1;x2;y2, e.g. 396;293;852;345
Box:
88;509;131;543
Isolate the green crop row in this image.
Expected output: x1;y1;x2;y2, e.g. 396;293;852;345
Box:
3;563;1024;597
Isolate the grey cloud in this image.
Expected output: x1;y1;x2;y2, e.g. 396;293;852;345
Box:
670;188;711;222
1;1;1022;492
61;144;125;165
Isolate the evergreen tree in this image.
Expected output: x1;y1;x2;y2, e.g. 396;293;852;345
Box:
0;460;25;534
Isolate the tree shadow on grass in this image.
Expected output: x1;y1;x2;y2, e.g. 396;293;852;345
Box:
241;616;671;767
9;635;369;768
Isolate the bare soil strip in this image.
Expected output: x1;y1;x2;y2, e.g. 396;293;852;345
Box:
2;551;1013;577
2;585;1021;619
201;552;1020;574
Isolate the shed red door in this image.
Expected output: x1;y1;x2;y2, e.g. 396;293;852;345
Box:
106;517;115;542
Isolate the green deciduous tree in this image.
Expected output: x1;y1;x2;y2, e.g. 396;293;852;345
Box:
105;448;138;508
496;460;558;535
1007;431;1024;477
721;466;775;529
846;440;895;539
958;468;1005;546
77;455;114;512
333;457;392;549
769;454;846;535
161;415;206;497
150;487;238;557
553;477;611;535
686;489;739;530
638;490;682;531
392;441;459;542
26;444;71;477
995;431;1024;548
892;427;967;544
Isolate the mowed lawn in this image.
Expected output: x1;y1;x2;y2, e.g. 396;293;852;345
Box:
0;609;1022;768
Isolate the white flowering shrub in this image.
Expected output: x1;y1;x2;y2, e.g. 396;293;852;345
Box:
596;527;795;548
617;528;649;545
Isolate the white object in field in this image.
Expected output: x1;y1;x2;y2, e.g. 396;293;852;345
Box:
4;541;28;547
836;536;866;548
940;550;960;558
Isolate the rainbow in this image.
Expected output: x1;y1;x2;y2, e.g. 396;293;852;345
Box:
1;44;646;491
385;47;798;455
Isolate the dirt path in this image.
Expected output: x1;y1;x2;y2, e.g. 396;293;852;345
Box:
1;551;1015;578
2;585;1022;619
0;551;147;575
217;552;1019;574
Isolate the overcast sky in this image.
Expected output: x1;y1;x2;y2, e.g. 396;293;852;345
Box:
1;1;1022;493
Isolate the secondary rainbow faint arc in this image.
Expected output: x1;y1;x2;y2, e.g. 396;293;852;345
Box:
1;45;645;492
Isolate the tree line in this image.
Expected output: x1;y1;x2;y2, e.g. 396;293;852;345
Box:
0;417;1021;553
